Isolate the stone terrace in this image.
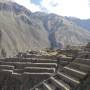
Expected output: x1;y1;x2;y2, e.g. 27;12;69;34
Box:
0;49;90;90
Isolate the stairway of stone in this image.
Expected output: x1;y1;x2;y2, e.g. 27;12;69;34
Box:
77;51;90;59
0;57;58;89
31;52;90;90
0;50;90;90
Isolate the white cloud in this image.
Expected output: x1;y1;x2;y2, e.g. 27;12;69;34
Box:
10;0;90;19
40;0;90;19
12;0;41;12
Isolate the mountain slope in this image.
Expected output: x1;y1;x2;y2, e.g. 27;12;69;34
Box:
0;1;50;56
0;1;90;56
65;17;90;31
33;13;90;47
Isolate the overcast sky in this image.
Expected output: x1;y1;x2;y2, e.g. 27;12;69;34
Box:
11;0;90;19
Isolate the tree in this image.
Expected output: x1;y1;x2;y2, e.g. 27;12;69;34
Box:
85;42;90;51
86;42;90;48
1;48;6;57
0;30;2;48
66;45;71;50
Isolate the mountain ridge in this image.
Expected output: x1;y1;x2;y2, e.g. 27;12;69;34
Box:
0;1;90;56
65;17;90;31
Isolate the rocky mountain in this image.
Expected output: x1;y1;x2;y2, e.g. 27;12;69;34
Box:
66;17;90;31
0;1;50;56
0;0;90;56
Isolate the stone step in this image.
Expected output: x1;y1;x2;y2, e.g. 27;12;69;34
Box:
34;88;41;90
11;72;22;81
35;87;44;90
0;62;24;69
57;57;73;66
31;70;81;90
14;67;55;74
58;61;69;66
23;63;57;68
22;72;51;79
0;62;57;69
0;59;57;65
78;52;90;58
59;57;73;62
0;70;21;76
74;58;90;65
14;63;57;69
23;72;52;76
21;54;57;59
42;82;53;90
13;69;24;74
24;67;55;73
3;58;34;62
35;60;57;63
2;58;57;63
68;62;90;72
77;54;90;59
49;77;71;90
63;66;87;79
0;69;13;74
0;65;14;70
57;71;80;87
32;79;59;90
0;61;4;64
0;70;13;82
78;51;90;54
46;79;60;90
0;62;32;69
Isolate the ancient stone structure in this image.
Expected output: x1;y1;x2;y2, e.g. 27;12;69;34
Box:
0;49;90;90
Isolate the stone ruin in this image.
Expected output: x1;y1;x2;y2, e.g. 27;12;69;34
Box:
0;47;90;90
